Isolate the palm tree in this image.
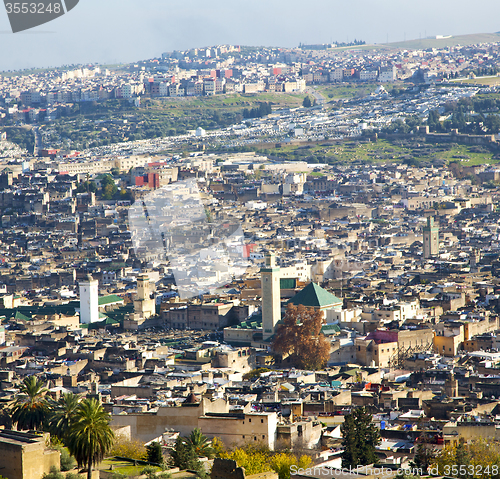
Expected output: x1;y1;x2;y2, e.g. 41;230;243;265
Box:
12;375;49;430
185;428;214;458
48;392;81;442
66;398;115;479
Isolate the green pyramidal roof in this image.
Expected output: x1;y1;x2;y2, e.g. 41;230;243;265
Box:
14;311;31;321
287;282;342;308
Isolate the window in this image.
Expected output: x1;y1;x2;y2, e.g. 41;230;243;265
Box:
249;418;251;423
262;435;265;439
261;419;264;423
254;436;257;441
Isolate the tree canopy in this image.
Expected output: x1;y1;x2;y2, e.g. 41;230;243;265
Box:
341;407;380;468
271;303;330;370
66;398;115;479
11;375;49;431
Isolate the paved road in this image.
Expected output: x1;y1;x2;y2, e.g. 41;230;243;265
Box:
305;87;326;108
33;126;42;156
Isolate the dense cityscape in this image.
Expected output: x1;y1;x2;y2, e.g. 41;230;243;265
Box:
3;31;500;479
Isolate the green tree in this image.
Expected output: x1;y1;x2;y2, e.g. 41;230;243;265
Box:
48;393;81;442
76;181;97;194
101;175;118;200
341;407;380;468
169;436;203;473
485;114;500;134
455;438;470;479
185;428;214;459
12;375;49;431
302;96;312;108
66;398;115;479
146;441;164;465
410;432;436;473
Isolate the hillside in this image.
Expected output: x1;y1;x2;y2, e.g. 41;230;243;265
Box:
384;32;500;50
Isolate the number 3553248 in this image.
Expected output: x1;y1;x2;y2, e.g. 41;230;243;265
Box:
5;3;62;14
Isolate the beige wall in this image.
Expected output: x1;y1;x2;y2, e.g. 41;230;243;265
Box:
199;412;277;450
443;423;500;442
0;432;60;479
110;398;229;442
434;333;463;357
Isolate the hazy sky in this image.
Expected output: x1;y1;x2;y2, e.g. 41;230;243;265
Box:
1;0;500;70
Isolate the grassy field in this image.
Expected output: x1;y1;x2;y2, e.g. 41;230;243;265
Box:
451;76;500;86
99;459;161;476
37;91;308;149
253;137;500;166
315;83;379;100
385;32;500;50
327;44;391;53
150;92;306;113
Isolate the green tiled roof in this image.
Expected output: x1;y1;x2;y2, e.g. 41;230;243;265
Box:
280;278;296;289
87;317;120;330
237;319;262;330
287;282;342;308
98;295;124;306
321;324;341;335
105;304;134;322
14;311;31;321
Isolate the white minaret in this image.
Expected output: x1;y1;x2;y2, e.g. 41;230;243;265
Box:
261;253;281;341
79;274;99;324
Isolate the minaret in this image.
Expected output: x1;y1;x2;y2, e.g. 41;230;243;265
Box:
79;274;99;324
261;253;281;340
134;274;156;319
423;216;439;259
470;248;480;273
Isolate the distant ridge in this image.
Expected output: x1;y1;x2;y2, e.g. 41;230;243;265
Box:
383;32;500;50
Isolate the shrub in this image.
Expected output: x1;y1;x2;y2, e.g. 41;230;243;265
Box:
60;449;77;471
109;439;147;460
140;466;158;478
146;442;164;465
42;466;64;479
108;473;127;479
65;473;84;479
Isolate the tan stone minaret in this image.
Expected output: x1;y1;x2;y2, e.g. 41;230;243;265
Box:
261;253;281;340
134;274;155;319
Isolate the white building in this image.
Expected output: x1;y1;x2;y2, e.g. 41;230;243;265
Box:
360;70;378;81
79;275;99;324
